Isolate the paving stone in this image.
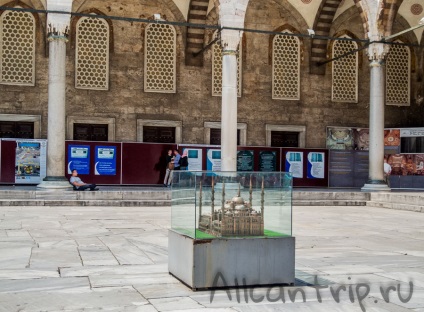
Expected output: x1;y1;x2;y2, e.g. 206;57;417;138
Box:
60;263;167;277
149;297;203;311
0;269;58;280
0;277;90;293
78;246;119;266
29;248;82;269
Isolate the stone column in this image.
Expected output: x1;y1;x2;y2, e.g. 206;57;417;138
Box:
362;42;390;192
38;0;72;189
220;29;241;172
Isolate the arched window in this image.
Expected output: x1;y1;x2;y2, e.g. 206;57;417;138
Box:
144;23;176;93
272;31;300;100
332;36;358;103
0;8;35;86
75;15;110;90
386;42;410;106
212;32;242;97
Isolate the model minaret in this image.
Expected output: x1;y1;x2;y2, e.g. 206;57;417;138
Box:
249;175;253;207
211;176;215;218
221;181;225;210
261;177;265;217
199;181;203;218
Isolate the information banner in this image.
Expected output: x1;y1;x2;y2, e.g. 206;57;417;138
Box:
15;140;47;184
207;149;221;171
307;152;325;179
95;146;117;175
237;150;254;171
259;151;277;171
285;151;303;178
182;148;203;171
67;145;90;174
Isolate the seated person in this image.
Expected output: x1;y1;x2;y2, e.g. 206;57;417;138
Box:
69;169;99;191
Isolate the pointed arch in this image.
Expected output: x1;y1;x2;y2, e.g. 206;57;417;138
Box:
311;0;367;74
185;0;210;67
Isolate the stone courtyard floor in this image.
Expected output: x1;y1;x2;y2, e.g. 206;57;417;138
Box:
0;204;423;312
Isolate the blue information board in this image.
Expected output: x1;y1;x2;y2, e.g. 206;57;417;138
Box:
94;146;117;175
68;145;90;174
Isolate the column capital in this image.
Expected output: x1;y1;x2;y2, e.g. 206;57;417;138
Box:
220;28;242;52
46;0;72;41
367;34;390;62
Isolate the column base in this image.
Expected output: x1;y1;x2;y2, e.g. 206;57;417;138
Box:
37;176;72;189
361;181;391;192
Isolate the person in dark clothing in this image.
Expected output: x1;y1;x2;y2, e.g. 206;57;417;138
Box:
164;149;174;186
179;149;189;170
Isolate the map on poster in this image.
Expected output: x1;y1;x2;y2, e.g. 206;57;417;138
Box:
285;151;303;178
237;150;254;171
95;146;117;175
307;152;325;179
15;140;47;184
68;145;90;174
207;149;221;171
182;148;203;171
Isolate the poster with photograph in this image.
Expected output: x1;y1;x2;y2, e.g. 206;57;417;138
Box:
95;146;117;175
182;148;203;171
326;127;354;150
387;154;406;176
285;151;303;178
307;152;325;179
15;140;47;184
207;149;221;171
259;151;277;172
415;155;424;175
68;145;90;174
237;150;254;171
354;129;369;150
384;129;400;146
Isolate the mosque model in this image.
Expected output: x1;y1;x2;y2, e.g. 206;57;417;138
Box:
198;177;265;237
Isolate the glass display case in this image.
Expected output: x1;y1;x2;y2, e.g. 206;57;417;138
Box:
171;171;292;240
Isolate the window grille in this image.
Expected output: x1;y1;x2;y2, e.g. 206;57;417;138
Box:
272;32;300;100
144;23;176;93
212;32;242;97
75;16;109;90
0;8;35;86
331;37;358;103
386;42;410;106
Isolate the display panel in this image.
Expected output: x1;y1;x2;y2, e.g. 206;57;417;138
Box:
171;171;292;240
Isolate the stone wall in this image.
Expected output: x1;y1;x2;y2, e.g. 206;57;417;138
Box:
0;0;422;147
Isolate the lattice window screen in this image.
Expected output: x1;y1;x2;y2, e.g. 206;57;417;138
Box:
75;16;109;90
386;43;410;106
0;9;35;86
144;24;176;93
331;37;358;103
212;33;242;97
272;32;300;100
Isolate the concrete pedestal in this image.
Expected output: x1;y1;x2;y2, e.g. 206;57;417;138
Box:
168;230;295;290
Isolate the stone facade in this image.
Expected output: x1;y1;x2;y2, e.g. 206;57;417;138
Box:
0;0;423;148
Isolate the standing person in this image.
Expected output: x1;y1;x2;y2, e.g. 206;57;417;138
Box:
69;169;98;191
180;149;189;170
173;149;181;171
384;157;392;186
163;149;174;187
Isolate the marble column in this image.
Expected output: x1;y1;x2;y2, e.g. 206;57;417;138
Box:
362;44;390;192
38;1;72;189
220;29;241;172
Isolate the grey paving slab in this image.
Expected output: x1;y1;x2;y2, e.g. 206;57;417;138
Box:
29;247;83;269
60;263;167;277
6;230;31;238
0;286;149;312
0;247;32;269
78;246;119;266
89;272;181;288
0;269;59;280
0;277;90;293
0;221;21;230
149;297;204;311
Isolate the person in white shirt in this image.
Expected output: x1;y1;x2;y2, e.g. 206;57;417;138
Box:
383;158;392;186
70;169;98;191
